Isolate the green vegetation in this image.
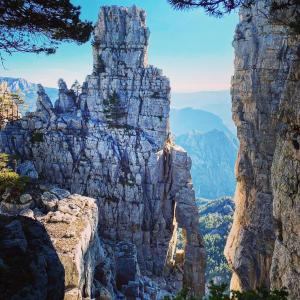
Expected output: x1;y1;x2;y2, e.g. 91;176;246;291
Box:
152;91;160;98
174;198;288;299
168;0;300;34
0;153;30;201
209;283;289;300
164;284;288;300
30;131;44;143
71;80;82;96
197;197;234;285
0;89;25;127
0;1;92;57
176;198;234;285
103;91;127;127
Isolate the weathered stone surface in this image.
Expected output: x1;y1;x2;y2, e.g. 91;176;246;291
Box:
38;193;102;300
19;193;33;204
17;160;38;180
0;215;65;300
225;0;300;297
0;199;33;214
0;5;205;297
41;191;59;211
270;59;300;299
0;183;103;299
115;241;140;290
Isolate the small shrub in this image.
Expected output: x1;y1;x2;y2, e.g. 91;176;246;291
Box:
166;284;289;300
0;171;30;196
230;286;289;300
0;153;10;169
103;91;127;127
31;131;44;143
0;153;30;201
152;91;160;98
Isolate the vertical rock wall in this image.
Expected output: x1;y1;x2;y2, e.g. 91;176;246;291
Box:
225;0;300;297
0;6;205;297
270;56;300;300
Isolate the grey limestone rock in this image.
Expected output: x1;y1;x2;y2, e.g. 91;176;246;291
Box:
0;5;205;298
17;160;38;180
225;0;300;297
0;215;65;300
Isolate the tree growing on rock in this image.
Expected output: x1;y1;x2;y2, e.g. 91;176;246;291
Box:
0;0;93;59
71;80;82;96
0;86;25;126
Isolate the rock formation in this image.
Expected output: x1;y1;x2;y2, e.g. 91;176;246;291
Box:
270;44;300;300
0;215;65;300
0;180;102;300
225;0;300;298
0;6;205;298
39;190;101;300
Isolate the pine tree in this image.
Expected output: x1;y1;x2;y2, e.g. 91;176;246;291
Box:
71;80;82;96
0;0;93;58
168;0;300;33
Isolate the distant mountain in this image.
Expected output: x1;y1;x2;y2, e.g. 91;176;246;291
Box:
170;107;232;137
170;107;238;199
171;90;234;133
175;129;238;199
0;77;58;112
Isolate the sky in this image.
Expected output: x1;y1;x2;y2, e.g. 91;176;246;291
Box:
0;0;239;92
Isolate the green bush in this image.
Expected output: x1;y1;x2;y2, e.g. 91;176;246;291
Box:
210;283;289;300
103;91;127;127
0;153;30;200
30;131;44;143
164;284;289;300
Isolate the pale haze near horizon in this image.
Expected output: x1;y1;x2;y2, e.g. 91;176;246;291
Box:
0;0;238;93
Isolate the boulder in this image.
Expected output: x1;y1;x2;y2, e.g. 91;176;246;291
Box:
19;193;32;204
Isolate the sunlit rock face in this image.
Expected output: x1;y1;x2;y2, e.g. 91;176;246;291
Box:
225;0;300;297
0;6;205;297
38;192;102;300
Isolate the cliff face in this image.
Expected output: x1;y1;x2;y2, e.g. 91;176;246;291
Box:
0;6;205;297
225;0;300;297
270;57;300;299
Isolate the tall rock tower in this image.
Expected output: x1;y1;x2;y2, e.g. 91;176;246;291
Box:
0;6;205;298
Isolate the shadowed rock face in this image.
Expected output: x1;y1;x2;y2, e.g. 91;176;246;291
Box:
0;215;65;300
0;182;103;300
225;0;300;297
270;56;300;300
0;6;205;297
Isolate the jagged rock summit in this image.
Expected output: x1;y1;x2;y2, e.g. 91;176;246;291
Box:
0;6;205;299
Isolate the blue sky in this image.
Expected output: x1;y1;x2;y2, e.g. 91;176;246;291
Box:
0;0;238;92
